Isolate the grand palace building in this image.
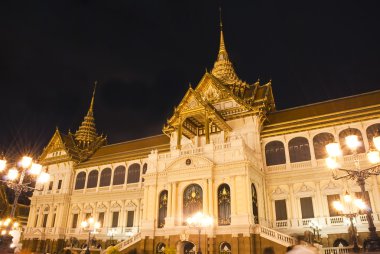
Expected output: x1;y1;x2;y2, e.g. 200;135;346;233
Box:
22;20;380;254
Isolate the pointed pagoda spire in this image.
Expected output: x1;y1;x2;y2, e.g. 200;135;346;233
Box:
211;8;246;88
75;81;98;147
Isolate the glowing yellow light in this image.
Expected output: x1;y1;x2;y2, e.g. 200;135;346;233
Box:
88;217;94;224
94;222;101;229
7;169;19;181
345;135;360;150
13;222;19;228
4;218;11;226
0;159;6;172
325;157;339;169
1;230;6;235
367;151;380;164
36;172;50;184
373;136;380;151
343;192;352;203
20;156;33;169
29;163;42;175
333;201;344;212
354;199;366;210
81;221;88;228
325;143;341;157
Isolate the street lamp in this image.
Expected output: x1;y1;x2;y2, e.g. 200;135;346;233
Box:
80;217;100;254
186;212;213;254
325;132;380;251
308;221;321;244
107;228;117;246
332;191;362;253
0;156;50;249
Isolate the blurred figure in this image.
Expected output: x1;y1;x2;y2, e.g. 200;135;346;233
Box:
263;246;275;254
286;245;318;254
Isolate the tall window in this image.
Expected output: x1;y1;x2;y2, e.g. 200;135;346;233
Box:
366;124;380;149
99;168;112;187
158;190;168;228
289;137;311;162
72;214;78;228
98;212;105;227
313;133;335;159
300;197;314;219
57;180;62;190
112;212;119;227
127;163;141;184
327;194;340;216
217;184;231;226
48;181;53;190
74;172;86;190
113;166;126;185
220;242;232;254
34;215;39;227
52;213;56;227
87;170;99;188
183;184;203;223
142;163;148;182
252;184;259;224
42;214;48;228
127;211;134;227
265;141;286;166
339;128;365;155
275;199;287;220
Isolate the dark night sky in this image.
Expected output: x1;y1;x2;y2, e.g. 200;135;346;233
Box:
1;0;380;159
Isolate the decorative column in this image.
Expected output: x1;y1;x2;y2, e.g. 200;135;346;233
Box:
203;179;209;214
167;184;172;219
176;118;182;149
143;185;149;220
308;136;317;167
231;176;237;216
205;112;210;144
284;138;291;169
371;175;380;214
208;179;213;216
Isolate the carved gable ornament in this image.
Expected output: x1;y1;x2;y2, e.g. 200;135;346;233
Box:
295;183;314;197
71;205;81;213
165;155;214;172
96;203;107;212
110;202;121;211
84;204;93;213
271;186;288;199
125;201;137;211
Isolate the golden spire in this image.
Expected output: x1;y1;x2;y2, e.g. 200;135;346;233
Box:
75;82;98;147
217;7;228;61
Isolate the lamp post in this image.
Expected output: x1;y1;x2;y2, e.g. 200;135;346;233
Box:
186;212;213;254
309;221;321;244
107;228;117;246
325;132;380;251
80;217;100;254
332;192;363;253
0;156;50;248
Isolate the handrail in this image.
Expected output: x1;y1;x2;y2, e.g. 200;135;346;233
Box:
256;225;297;247
114;232;141;252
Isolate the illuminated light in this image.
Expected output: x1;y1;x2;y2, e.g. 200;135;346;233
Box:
345;135;360;150
7;169;19;181
81;221;88;228
1;230;6;235
94;222;101;229
333;201;344;212
325;143;341;157
367;150;380;164
13;222;19;228
0;159;6;171
29;163;42;175
325;157;339;169
4;218;11;226
36;172;50;184
354;199;367;210
0;221;2;226
343;192;352;203
20;156;33;169
10;243;15;248
373;136;380;151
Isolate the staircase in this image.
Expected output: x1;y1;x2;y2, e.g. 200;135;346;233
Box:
254;225;298;247
113;232;141;252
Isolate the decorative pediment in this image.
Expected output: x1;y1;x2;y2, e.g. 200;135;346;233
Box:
295;183;314;197
71;205;81;213
271;186;288;199
110;202;121;211
84;204;93;213
39;129;68;161
96;203;107;212
165;155;213;172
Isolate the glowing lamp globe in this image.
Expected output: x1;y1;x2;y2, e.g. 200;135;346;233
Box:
29;163;42;175
325;143;341;157
345;135;360;150
20;156;33;169
36;172;50;184
343;192;352;203
325;157;339;169
81;221;89;228
354;199;366;210
333;201;344;212
367;151;380;164
374;136;380;151
0;159;6;171
7;169;19;181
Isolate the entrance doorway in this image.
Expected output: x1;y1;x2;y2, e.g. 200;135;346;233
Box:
177;241;196;254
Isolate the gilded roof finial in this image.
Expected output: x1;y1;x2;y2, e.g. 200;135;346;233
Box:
218;7;228;60
89;81;97;115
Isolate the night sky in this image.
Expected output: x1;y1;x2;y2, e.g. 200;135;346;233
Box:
1;0;380;159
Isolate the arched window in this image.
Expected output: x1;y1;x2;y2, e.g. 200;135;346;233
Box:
251;184;259;224
366;123;380;149
183;184;203;223
74;172;86;190
99;168;111;187
313;133;335;159
217;184;231;226
127;163;141;184
143;163;148;174
339;128;365;155
288;137;311;162
156;243;166;254
220;242;232;254
158;190;168;228
265;141;286;166
113;166;126;185
87;170;98;188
